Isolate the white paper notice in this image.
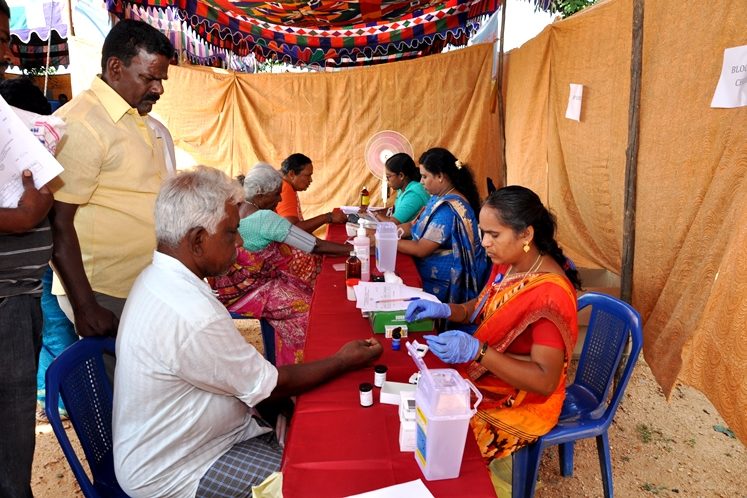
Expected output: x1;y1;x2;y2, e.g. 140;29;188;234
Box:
565;83;583;121
344;479;435;498
353;282;440;312
711;44;747;108
0;96;64;208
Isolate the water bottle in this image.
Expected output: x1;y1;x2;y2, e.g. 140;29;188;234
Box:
375;222;399;273
354;225;370;282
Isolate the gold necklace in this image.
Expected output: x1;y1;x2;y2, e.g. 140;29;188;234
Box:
440;187;455;197
488;254;544;309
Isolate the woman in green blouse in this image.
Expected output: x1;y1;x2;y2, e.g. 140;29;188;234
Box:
374;153;430;224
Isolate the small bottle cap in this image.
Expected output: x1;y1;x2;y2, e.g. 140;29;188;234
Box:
346;278;360;286
374;365;387;374
392;328;402;340
359;382;373;392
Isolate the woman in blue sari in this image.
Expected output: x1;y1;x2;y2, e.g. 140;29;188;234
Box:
397;147;489;303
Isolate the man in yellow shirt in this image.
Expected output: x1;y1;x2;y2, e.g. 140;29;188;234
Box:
50;20;174;337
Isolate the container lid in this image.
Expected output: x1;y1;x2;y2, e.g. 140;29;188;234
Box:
376;221;398;234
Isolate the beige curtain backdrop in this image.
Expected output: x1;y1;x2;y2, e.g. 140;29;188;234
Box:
504;0;747;443
154;44;500;219
152;0;747;442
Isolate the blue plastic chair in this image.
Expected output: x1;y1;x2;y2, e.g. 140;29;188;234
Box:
512;292;644;498
230;313;276;365
45;337;129;498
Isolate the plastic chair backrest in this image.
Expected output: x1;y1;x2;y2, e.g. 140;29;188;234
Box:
45;337;128;497
572;292;643;420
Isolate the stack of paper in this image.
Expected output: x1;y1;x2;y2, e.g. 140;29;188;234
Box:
353;282;440;312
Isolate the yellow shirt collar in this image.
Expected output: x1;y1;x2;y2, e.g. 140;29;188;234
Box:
90;76;133;123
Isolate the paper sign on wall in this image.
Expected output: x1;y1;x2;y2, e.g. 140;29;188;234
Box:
711;44;747;108
565;83;584;121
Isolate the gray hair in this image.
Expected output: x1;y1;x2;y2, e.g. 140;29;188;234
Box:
243;162;283;201
155;165;244;247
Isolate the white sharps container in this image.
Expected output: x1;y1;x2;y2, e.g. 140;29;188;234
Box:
406;341;482;480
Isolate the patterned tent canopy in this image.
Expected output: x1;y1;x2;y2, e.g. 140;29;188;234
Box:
106;0;546;67
8;0;70;71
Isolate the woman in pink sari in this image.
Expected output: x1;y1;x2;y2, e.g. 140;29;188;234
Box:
210;164;350;365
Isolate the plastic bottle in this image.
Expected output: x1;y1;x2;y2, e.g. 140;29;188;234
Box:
391;329;401;351
360;186;370;210
359;382;373;407
374;365;387;387
353;225;371;282
345;251;361;280
375;221;399;273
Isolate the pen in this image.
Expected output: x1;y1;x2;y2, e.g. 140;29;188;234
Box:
375;297;419;303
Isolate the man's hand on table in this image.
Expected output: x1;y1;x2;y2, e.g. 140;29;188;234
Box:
336;337;383;369
272;338;383;398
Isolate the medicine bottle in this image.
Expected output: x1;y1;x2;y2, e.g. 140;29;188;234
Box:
346;251;361;280
353;225;371;282
374;364;387;387
391;329;401;351
360;186;370;210
359;383;373;407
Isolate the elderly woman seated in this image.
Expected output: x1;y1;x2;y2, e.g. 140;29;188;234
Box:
209;164;351;365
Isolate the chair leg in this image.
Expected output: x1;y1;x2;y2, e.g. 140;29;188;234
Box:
512;447;528;498
596;432;613;498
259;319;276;365
525;442;543;498
558;442;575;477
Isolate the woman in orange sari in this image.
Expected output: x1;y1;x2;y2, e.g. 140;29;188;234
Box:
405;185;582;462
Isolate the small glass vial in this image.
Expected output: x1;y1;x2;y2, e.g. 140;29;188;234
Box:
345;251;361;280
360;186;370;210
359;382;373;407
391;329;401;351
374;364;387;387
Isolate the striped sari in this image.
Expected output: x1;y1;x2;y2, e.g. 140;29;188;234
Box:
209;243;321;366
460;265;578;461
410;193;489;303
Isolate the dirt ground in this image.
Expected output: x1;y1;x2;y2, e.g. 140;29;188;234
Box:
32;321;747;497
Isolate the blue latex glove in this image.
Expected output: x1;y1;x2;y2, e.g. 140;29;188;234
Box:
424;330;480;364
405;299;451;322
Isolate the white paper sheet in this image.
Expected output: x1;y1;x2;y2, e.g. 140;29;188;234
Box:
565;83;584;121
0;96;64;208
711;44;747;108
353;282;440;312
344;479;435;498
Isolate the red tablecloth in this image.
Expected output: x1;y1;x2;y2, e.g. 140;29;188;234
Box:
281;224;495;497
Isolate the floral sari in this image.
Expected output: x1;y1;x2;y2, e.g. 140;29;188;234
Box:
209;243;321;366
410;194;489;303
459;265;578;461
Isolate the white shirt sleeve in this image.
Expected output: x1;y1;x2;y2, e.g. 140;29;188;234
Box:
174;315;278;407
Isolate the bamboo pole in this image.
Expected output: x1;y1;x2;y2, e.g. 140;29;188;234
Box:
616;0;644;387
496;1;508;187
621;0;644;305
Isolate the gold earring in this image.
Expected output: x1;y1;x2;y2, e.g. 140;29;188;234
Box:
523;241;530;253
